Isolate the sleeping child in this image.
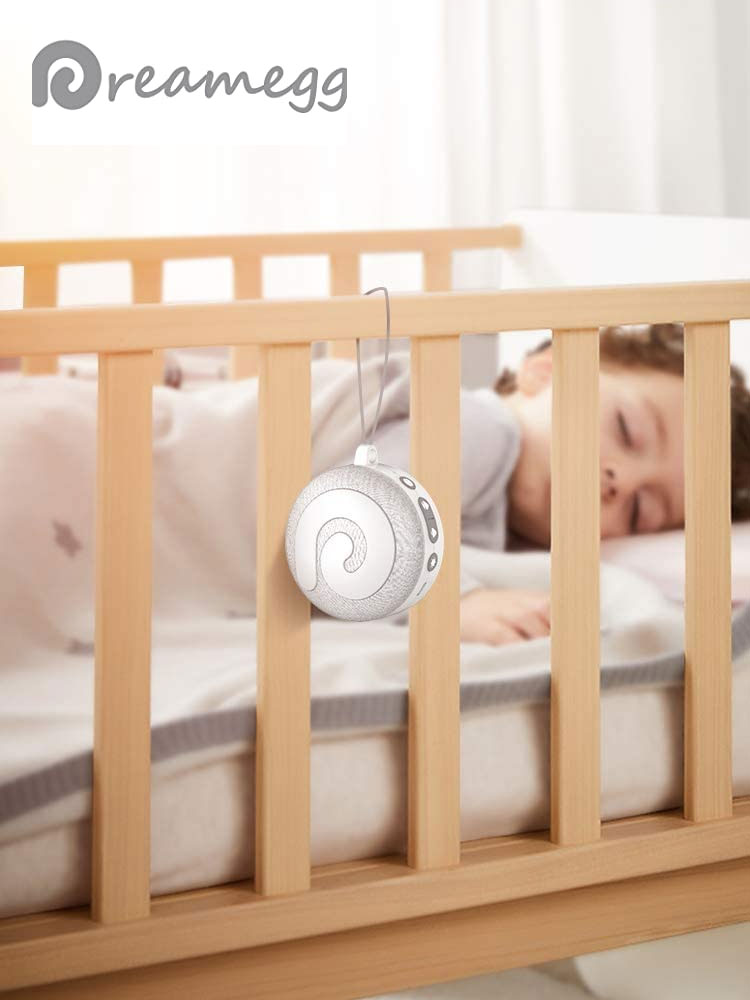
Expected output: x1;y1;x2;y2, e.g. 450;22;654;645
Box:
310;323;750;645
2;324;748;658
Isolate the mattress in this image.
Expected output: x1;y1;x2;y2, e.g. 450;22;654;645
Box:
2;552;750;920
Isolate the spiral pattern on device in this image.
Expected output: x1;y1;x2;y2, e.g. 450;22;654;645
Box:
285;464;427;621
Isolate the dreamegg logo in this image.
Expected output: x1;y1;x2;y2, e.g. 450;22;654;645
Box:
32;40;347;114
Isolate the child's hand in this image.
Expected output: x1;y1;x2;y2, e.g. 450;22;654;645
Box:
460;588;551;646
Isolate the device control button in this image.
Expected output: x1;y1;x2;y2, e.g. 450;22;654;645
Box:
418;497;440;542
400;476;416;489
427;552;438;571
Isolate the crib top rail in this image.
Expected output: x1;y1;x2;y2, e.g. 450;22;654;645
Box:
0;279;749;357
0;226;522;267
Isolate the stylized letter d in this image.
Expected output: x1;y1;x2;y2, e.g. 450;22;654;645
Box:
32;40;102;110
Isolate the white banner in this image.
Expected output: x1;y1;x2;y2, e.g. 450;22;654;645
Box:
26;0;376;146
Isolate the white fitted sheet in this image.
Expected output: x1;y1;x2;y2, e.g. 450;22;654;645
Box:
3;546;750;918
2;606;750;917
2;667;750;918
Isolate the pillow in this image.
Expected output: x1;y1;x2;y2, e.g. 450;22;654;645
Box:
600;523;750;604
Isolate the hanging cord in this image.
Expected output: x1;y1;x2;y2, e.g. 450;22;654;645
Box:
356;285;391;444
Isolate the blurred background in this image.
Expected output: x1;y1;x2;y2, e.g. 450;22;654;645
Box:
1;0;749;374
0;0;750;385
4;0;749;232
0;0;750;295
1;0;749;373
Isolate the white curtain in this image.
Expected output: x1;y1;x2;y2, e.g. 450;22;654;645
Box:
441;0;750;377
444;0;749;223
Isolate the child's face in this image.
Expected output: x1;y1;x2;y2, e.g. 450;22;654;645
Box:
506;352;685;547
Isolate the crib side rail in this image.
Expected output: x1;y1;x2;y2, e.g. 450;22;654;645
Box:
0;279;743;944
0;225;522;378
0;227;522;267
1;279;748;356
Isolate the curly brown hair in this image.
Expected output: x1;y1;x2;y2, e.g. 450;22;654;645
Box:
494;323;750;521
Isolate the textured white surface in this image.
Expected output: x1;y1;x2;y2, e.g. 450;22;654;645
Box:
293;486;399;596
285;461;443;621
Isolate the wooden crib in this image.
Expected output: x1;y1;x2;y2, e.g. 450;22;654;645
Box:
0;226;749;999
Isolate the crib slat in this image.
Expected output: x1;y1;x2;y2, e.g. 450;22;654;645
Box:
131;260;162;303
409;335;461;869
423;251;452;292
131;261;164;384
231;257;263;379
684;322;733;821
21;265;58;374
328;254;359;360
256;343;312;895
550;328;601;845
93;351;153;923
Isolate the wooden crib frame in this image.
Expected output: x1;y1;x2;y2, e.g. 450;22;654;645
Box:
0;226;749;999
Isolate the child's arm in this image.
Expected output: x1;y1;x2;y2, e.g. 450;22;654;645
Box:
460;588;550;646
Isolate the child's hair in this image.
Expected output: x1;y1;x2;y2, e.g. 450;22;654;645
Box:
494;323;750;521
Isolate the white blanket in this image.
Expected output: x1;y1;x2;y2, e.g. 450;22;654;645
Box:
3;371;750;924
2;547;750;918
1;357;432;653
0;535;698;786
2;371;749;792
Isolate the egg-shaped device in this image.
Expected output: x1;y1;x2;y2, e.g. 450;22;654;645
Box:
285;444;443;621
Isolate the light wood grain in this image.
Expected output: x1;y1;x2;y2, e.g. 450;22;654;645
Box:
4;819;750;995
0;226;523;267
93;352;153;924
551;329;600;845
131;261;162;304
256;343;311;896
16;859;750;1000
231;256;262;379
328;253;359;359
684;322;733;821
3;802;750;991
131;261;163;383
423;250;452;292
21;265;58;374
408;336;461;870
3;280;750;358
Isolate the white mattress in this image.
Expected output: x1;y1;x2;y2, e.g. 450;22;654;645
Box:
2;550;750;920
